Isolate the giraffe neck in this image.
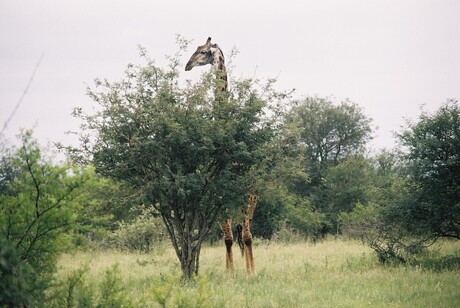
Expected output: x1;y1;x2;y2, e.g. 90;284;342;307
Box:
210;46;228;92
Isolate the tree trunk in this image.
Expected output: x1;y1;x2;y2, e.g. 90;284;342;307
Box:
177;240;202;279
161;212;204;279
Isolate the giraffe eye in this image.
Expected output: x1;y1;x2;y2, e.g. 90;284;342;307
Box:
200;51;208;55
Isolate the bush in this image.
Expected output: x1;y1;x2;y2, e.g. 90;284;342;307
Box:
272;222;305;243
0;131;90;305
340;202;436;264
49;264;132;308
108;207;166;252
0;239;34;307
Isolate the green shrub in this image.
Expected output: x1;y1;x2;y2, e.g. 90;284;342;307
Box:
49;264;132;308
0;239;34;307
108;207;166;253
152;275;212;307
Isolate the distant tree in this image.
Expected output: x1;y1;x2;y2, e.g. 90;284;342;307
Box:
397;99;460;239
287;97;372;168
70;44;281;278
285;97;373;192
283;97;373;231
75;169;143;244
250;120;314;238
341;101;460;263
321;155;373;229
0;131;90;306
339;170;436;264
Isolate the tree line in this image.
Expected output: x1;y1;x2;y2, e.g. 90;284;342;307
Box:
1;43;459;304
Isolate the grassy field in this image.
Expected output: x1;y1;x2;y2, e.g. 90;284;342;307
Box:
55;239;460;307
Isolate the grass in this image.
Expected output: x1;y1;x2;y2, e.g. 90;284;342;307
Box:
55;239;460;307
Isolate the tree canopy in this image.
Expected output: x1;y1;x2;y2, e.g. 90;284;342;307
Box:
71;45;284;278
398;99;460;239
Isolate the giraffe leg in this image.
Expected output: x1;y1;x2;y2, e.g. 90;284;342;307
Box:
220;219;234;274
225;239;234;274
242;217;256;276
246;243;255;276
244;237;255;276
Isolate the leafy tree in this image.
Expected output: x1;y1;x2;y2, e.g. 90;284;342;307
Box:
250;120;313;238
339;180;436;264
286;97;373;178
397;99;460;239
70;44;281;278
0;131;90;305
283;98;373;231
321;155;373;229
339;201;434;264
74;169;143;245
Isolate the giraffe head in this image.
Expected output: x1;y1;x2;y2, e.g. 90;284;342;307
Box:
185;37;225;71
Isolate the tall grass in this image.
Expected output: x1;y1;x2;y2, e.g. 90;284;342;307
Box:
55;239;460;307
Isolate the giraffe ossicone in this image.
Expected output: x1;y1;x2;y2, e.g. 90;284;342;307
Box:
185;37;228;92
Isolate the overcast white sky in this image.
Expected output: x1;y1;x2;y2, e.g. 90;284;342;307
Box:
1;0;459;155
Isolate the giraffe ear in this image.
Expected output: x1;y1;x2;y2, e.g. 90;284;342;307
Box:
206;37;212;45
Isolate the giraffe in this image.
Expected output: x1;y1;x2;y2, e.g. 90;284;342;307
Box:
220;219;234;274
185;37;257;276
185;37;228;99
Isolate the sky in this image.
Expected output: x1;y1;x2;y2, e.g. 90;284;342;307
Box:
1;0;459;158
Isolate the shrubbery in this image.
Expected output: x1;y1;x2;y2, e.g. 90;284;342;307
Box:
49;264;132;307
0;239;34;307
107;207;166;253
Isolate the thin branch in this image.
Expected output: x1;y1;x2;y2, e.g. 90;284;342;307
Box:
1;53;45;135
16;147;42;249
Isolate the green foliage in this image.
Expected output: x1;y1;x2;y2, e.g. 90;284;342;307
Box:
346;101;460;262
49;264;132;308
98;264;132;308
76;170;140;238
152;275;212;307
283;97;374;232
0;130;91;304
338;202;380;241
0;140;20;196
49;265;89;308
70;41;283;278
286;97;373;173
108;206;166;252
321;155;373;226
285;198;327;239
0;239;34;307
272;222;305;243
398;99;460;239
340;200;437;264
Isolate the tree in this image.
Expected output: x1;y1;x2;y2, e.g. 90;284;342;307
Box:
283;97;373;231
285;97;373;192
287;97;372;168
397;99;460;239
321;155;373;229
338;160;436;263
0;131;90;306
70;44;280;278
